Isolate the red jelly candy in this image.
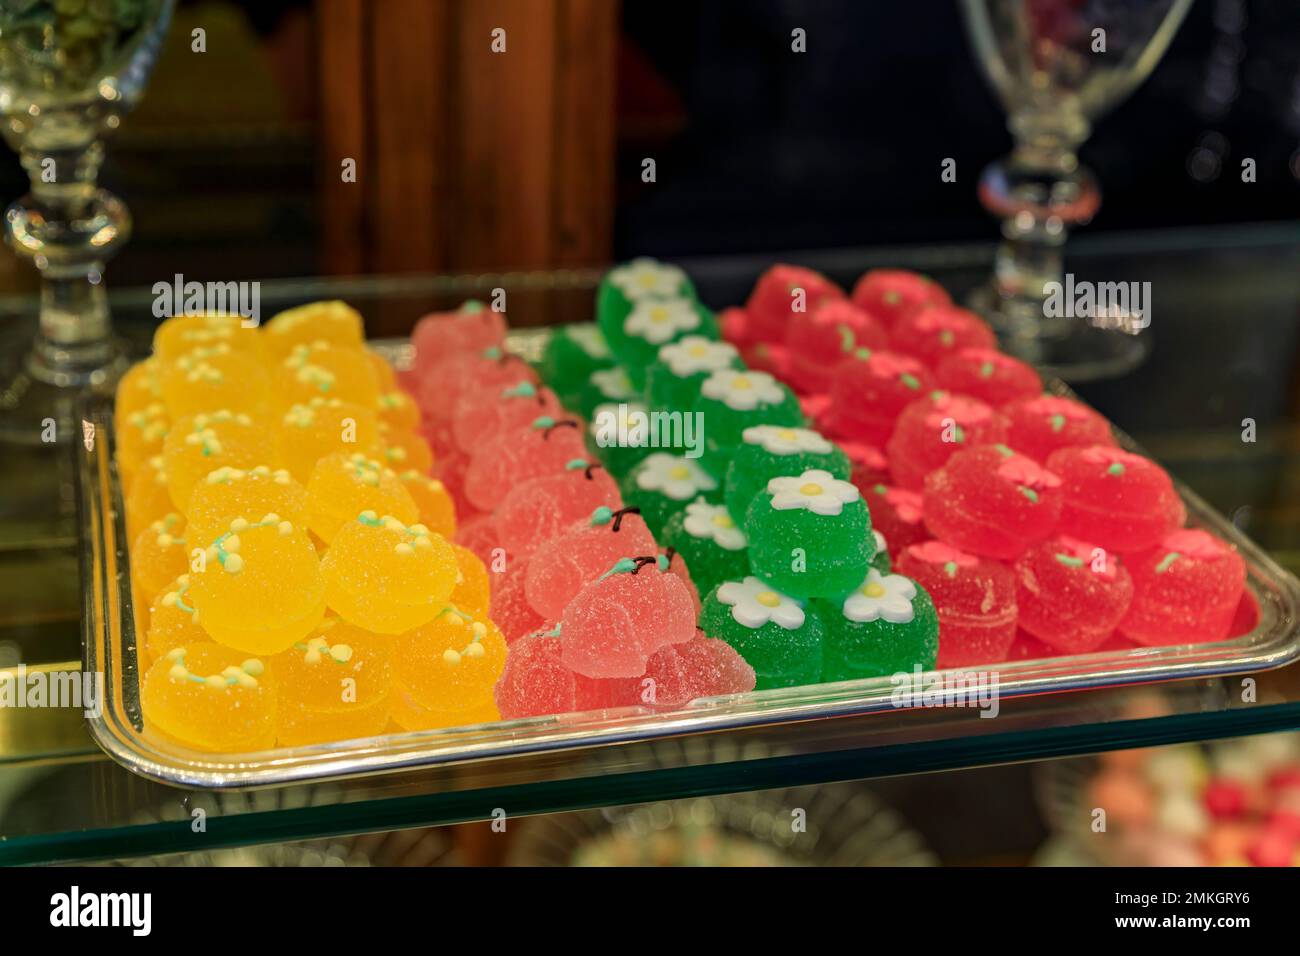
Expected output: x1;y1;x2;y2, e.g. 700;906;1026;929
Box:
1013;535;1135;654
885;391;1009;490
1003;395;1114;463
862;483;929;557
922;444;1062;559
1046;445;1185;553
491;462;622;559
455;513;502;570
637;635;756;709
524;506;658;621
840;440;890;489
890;304;996;369
783;300;887;395
491;560;547;644
418;350;534;424
897;541;1017;668
850;269;950;330
463;416;588;512
826;350;932;445
1118;529;1245;646
1005;629;1061;661
451;382;565;457
494;631;574;719
934;348;1042;408
719;306;752;346
745;264;845;344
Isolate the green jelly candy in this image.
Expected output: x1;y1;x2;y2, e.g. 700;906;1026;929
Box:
645;335;744;413
540;324;614;403
700;578;825;690
620;452;721;537
587;401;653;479
692;369;804;462
723;424;850;522
660;498;750;597
817;570;938;682
578;365;637;419
744;469;873;599
870;530;891;574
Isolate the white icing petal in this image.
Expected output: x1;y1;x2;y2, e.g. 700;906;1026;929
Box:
716;576;805;630
699;369;786;412
609;258;688;300
766;469;860;516
682;498;747;551
589;367;634;399
741;424;834;456
658;336;738;377
566;325;610;359
635;453;718;501
624;297;700;345
842;569;917;624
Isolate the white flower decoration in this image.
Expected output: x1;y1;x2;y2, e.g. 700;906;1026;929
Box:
567;325;610;359
874;529;888;555
717;576;805;630
590;366;634;400
767;469;860;516
659;336;738;378
609;258;687;300
682;498;747;551
590;401;649;448
841;569;916;624
700;369;785;411
624;297;700;345
742;424;833;457
635;453;718;501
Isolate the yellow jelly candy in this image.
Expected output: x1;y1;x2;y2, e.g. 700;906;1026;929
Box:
161;346;271;419
115;358;163;422
153;313;262;363
276;397;383;482
271;618;393;746
188;514;326;654
141;644;277;752
450;543;490;617
162;409;277;512
399;471;456;539
367;349;397;389
144;574;207;666
378;424;434;474
125;454;173;540
263;301;364;360
320;512;458;633
185;464;309;544
376;389;420;432
305;451;417;543
131;512;190;599
117;401;169;489
390;611;506;730
276;341;380;410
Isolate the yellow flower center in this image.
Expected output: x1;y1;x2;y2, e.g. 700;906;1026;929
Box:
688;345;707;357
650;307;669;323
863;581;887;598
756;591;781;608
669;465;692;480
800;482;824;496
778;429;798;440
638;273;657;288
732;376;752;390
711;514;734;528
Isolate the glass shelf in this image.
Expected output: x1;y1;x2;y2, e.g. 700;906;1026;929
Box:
3;221;1300;863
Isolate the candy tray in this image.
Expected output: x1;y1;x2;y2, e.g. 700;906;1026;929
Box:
77;331;1300;789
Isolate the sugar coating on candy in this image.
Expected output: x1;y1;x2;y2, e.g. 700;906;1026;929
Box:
863;483;928;558
701;580;825;689
277;341;382;410
1004;395;1115;464
851;269;951;329
784;299;888;395
922;444;1063;560
115;357;164;421
463;416;588;512
1046;445;1185;553
890;304;996;368
524;506;657;622
452;381;564;456
263;301;365;358
411;301;507;377
449;543;491;618
494;631;576;719
126;454;174;540
185;464;308;544
118;401;170;479
376;388;420;432
377;422;434;474
131;512;190;599
153;314;261;363
419;350;533;424
1014;535;1134;654
491;461;622;559
456;513;503;571
272;618;394;746
275;397;383;482
559;560;697;678
885;391;1009;490
320;512;459;634
934;347;1042;408
145;574;207;666
491;560;547;644
745;470;871;599
161;346;272;419
819;569;939;682
305;451;419;543
745;264;845;344
827;349;932;445
188;514;327;654
162;409;275;513
637;635;757;709
897;541;1017;668
399;470;457;538
1119;529;1246;646
392;611;507;730
141;643;277;753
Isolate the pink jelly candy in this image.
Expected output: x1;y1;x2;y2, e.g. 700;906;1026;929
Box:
418;349;534;424
1003;395;1115;463
463;416;588;512
1013;535;1135;654
491;560;547;644
885;391;1009;490
452;381;565;456
494;631;575;719
1118;529;1245;646
745;264;845;344
455;513;502;568
851;269;951;330
922;444;1063;559
783;299;887;395
1045;445;1185;553
663;545;703;618
559;557;697;678
826;349;933;445
934;348;1042;408
638;635;756;709
862;483;930;557
412;302;506;377
719;306;752;347
890;304;996;369
897;541;1017;668
492;461;622;559
524;506;657;621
